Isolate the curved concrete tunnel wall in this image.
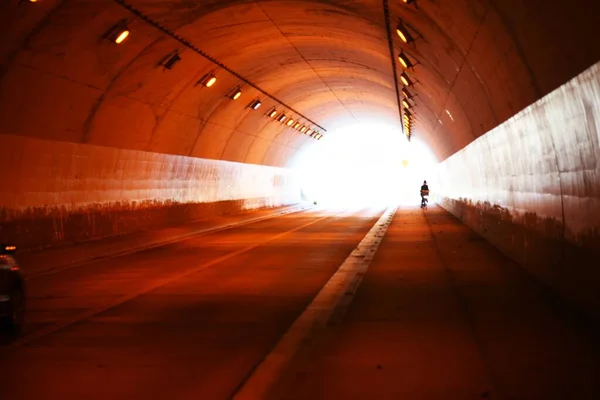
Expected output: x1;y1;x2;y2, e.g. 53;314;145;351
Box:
437;62;600;322
1;0;600;319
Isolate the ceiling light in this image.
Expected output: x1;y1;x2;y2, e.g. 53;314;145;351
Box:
230;88;242;100
402;99;411;109
286;119;295;126
402;88;412;98
104;20;132;44
278;114;287;122
402;0;415;4
398;51;414;69
306;129;313;135
268;109;277;118
197;74;217;88
396;21;414;44
115;29;130;44
300;126;307;133
293;122;301;130
162;52;181;70
400;72;413;86
251;100;262;110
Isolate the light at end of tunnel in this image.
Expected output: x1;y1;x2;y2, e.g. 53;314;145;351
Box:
400;72;413;86
114;30;130;44
268;109;277;118
278;114;287;122
286;119;295;126
396;21;414;44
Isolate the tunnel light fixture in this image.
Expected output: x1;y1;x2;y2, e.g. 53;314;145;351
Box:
250;99;262;110
114;30;130;44
206;76;217;87
402;99;412;109
277;114;287;123
197;73;217;88
268;109;278;118
400;72;413;86
161;52;182;70
306;128;313;135
402;0;416;4
286;119;295;126
402;88;413;98
398;51;415;69
229;88;242;100
300;126;307;133
104;21;131;44
396;21;414;44
293;122;301;130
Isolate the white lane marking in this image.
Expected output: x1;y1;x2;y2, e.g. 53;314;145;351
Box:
231;206;397;400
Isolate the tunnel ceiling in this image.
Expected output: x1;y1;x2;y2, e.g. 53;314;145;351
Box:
1;0;599;166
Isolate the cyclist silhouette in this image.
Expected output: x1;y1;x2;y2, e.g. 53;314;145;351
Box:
420;180;429;208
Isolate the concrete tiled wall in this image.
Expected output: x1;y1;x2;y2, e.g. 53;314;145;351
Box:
0;134;301;249
437;62;600;322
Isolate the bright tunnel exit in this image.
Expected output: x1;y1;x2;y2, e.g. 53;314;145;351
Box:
292;124;438;208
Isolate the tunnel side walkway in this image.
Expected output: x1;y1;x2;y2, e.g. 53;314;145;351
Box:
269;205;600;400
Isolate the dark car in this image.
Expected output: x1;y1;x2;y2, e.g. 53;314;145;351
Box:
0;244;25;334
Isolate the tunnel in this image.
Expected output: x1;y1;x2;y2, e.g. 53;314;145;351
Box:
1;0;599;398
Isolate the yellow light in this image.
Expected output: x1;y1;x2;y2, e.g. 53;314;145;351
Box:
306;129;313;135
300;126;307;133
398;51;413;69
396;22;414;44
397;29;408;43
269;110;277;118
400;72;413;86
115;30;130;44
402;88;411;98
402;99;411;109
286;119;294;126
294;122;301;129
233;91;242;100
205;76;217;87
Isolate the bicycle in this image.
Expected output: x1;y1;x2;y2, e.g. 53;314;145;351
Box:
420;190;429;209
